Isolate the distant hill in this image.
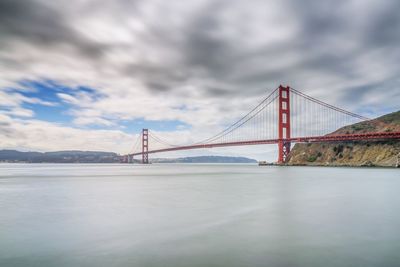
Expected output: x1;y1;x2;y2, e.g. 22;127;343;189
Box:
287;110;400;167
151;156;257;164
0;150;120;163
0;150;257;164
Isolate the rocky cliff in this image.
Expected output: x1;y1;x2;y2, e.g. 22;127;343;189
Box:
287;110;400;167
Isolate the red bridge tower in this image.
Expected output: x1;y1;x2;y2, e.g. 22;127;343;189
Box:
278;85;291;163
142;128;149;164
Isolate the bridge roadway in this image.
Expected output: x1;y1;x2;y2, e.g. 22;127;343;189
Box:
129;131;400;157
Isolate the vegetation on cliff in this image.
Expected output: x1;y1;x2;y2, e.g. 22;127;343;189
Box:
287;110;400;167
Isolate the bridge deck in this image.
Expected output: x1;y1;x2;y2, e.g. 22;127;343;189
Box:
129;131;400;156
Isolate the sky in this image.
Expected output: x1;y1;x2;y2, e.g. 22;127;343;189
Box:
0;0;399;160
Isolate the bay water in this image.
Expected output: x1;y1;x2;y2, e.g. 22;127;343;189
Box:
1;164;399;267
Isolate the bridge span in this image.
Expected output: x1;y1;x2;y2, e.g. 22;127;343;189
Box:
124;85;400;164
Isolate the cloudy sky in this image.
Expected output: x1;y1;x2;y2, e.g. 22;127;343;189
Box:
0;0;399;160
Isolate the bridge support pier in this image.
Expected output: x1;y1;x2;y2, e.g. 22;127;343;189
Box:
278;85;291;164
142;128;149;164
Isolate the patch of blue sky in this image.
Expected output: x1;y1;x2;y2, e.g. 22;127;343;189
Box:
357;106;398;119
4;79;192;131
16;79;103;101
4;80;73;123
22;102;73;123
4;79;106;124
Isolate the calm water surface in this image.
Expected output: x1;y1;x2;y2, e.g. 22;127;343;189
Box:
0;164;399;267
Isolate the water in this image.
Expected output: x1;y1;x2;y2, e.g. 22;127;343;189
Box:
0;164;399;267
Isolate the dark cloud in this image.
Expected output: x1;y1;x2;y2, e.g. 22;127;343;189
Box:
0;0;106;57
124;62;191;93
364;0;400;47
287;0;349;40
286;0;400;70
205;87;231;97
0;0;399;119
146;81;171;92
0;0;66;44
183;2;236;75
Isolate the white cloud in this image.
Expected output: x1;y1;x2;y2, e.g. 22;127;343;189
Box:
0;115;133;153
57;93;81;105
2;107;34;118
73;116;116;127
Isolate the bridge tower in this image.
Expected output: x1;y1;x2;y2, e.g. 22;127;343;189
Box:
278;85;291;163
142;128;149;164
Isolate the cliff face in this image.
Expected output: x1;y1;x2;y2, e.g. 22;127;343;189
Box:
287;110;400;167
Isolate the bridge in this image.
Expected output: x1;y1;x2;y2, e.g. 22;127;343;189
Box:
123;85;400;164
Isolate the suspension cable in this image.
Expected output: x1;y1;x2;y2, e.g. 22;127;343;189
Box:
290;88;369;120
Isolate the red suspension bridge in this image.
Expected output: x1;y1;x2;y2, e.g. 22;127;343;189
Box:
123;85;400;164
